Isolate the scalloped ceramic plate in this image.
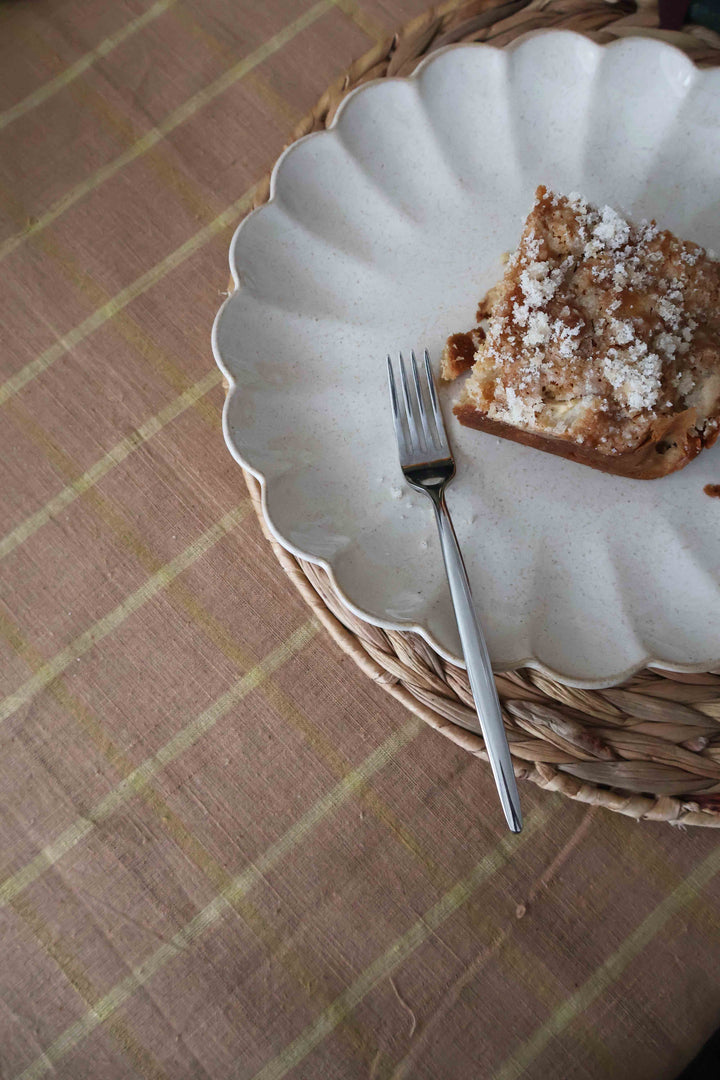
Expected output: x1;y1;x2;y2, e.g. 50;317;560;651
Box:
213;31;720;689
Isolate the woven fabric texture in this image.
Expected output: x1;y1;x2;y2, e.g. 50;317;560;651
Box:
1;1;720;1078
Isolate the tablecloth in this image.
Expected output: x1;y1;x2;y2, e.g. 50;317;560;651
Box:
1;0;720;1077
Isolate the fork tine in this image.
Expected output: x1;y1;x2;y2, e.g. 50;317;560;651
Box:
398;352;421;450
424;348;450;454
387;356;408;463
410;350;432;450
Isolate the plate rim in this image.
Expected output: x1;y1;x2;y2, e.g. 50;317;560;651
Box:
212;30;719;689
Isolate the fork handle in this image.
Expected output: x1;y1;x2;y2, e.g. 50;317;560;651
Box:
431;492;522;833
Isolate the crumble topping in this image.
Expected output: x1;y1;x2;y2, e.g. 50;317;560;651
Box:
461;186;720;454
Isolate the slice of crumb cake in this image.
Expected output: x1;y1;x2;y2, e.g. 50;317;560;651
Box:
442;186;720;478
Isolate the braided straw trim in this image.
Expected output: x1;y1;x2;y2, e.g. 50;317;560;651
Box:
235;0;720;827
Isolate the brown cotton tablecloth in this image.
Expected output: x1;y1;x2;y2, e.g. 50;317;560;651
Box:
1;1;720;1077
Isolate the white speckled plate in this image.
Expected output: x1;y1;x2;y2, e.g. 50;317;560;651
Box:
212;32;720;688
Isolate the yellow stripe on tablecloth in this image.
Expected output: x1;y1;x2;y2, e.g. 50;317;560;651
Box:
0;369;221;560
0;619;319;908
14;715;423;1080
0;0;333;265
0;504;248;724
0;0;177;132
0;183;260;407
11;894;172;1080
491;844;720;1080
246;807;551;1080
332;0;388;43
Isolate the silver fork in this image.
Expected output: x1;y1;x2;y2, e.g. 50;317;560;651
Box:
387;349;522;833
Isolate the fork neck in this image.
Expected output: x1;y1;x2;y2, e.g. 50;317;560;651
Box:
411;476;448;503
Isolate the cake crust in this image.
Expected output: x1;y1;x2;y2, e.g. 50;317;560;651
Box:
446;186;720;478
454;403;716;479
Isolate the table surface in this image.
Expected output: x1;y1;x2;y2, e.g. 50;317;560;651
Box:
1;1;720;1077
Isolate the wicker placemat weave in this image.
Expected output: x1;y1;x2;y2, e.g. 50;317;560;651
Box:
235;0;720;827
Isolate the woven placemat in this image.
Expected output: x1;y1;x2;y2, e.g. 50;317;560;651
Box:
235;0;720;827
